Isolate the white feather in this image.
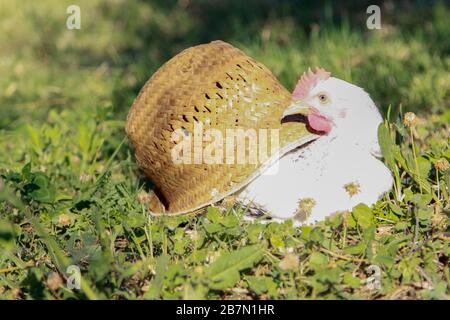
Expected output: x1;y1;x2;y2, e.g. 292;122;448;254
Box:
238;77;393;225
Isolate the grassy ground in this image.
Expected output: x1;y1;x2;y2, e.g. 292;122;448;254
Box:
0;0;449;299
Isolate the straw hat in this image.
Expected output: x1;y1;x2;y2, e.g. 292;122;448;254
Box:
126;40;317;215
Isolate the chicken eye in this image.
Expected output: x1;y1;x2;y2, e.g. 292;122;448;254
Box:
318;93;329;104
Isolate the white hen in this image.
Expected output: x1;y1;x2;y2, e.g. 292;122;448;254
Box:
237;69;393;225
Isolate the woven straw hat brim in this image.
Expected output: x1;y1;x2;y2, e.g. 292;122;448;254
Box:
126;40;318;215
148;135;317;216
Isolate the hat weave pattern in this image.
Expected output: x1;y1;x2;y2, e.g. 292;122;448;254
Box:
126;41;317;215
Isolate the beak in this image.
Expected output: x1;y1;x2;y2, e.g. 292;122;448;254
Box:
282;100;313;119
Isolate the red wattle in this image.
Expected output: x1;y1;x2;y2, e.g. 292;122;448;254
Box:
307;113;332;133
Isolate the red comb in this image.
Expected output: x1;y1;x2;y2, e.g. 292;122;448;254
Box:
292;67;331;100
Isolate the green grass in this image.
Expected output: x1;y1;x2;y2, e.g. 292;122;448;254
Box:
0;0;449;299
